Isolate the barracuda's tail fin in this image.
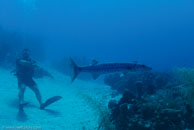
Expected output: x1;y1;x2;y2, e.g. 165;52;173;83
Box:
70;58;80;82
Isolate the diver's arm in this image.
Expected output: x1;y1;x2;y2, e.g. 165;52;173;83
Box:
18;60;38;68
18;60;32;66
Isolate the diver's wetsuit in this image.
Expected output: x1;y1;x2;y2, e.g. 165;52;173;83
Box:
16;58;42;108
16;59;36;86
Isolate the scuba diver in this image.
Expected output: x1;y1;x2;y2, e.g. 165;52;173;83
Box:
15;49;62;110
15;49;42;110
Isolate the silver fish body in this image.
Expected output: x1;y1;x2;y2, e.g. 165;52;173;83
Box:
79;63;148;74
70;58;151;82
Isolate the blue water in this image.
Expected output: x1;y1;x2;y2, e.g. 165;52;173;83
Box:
0;1;194;130
0;0;194;70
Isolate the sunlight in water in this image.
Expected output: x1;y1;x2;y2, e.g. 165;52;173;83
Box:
20;0;38;11
19;0;38;44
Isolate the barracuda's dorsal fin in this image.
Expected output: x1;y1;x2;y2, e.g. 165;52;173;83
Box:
92;60;98;66
92;74;100;80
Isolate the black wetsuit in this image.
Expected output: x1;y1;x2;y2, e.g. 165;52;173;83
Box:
16;58;36;86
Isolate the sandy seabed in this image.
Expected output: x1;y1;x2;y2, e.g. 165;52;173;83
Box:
0;67;113;130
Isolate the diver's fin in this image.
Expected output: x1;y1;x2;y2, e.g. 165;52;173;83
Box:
40;96;62;110
70;58;80;82
92;60;98;65
92;74;100;80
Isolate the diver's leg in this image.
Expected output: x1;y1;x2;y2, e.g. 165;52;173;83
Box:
18;84;26;105
29;84;42;105
18;83;26;110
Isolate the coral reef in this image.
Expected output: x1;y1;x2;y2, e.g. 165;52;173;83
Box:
106;70;194;130
175;68;194;108
109;89;194;130
78;92;116;130
104;72;174;97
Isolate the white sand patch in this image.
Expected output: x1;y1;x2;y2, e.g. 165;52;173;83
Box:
0;67;113;130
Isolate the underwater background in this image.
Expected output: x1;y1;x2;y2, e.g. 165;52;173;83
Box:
0;0;194;130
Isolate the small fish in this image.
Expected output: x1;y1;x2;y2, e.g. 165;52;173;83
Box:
70;58;152;82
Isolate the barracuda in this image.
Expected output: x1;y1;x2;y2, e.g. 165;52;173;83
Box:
70;58;152;82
